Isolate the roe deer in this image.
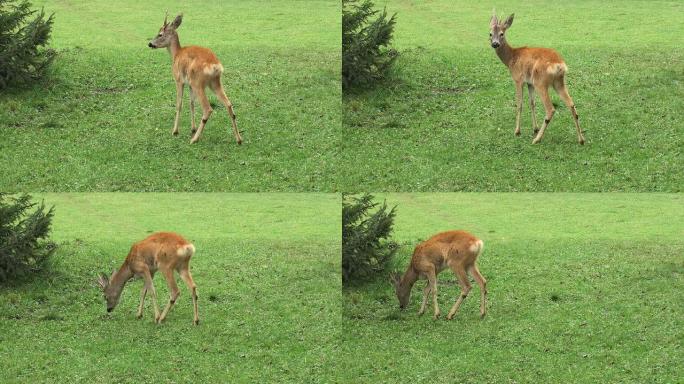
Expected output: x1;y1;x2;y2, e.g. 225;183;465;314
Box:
391;230;486;320
148;13;242;145
490;10;585;145
97;232;199;325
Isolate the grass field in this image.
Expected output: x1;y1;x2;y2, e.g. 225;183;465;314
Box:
0;1;340;192
342;193;684;383
342;1;683;191
0;193;340;382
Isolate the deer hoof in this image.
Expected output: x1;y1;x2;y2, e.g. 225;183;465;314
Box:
172;131;179;136
237;138;243;145
515;130;521;136
136;313;143;319
579;139;585;145
194;319;200;326
480;312;487;320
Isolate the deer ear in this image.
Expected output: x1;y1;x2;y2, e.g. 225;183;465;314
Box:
97;273;108;289
170;14;183;29
502;13;514;29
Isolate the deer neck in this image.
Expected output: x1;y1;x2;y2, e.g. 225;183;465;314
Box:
167;34;181;60
495;40;515;67
109;262;133;296
400;265;419;291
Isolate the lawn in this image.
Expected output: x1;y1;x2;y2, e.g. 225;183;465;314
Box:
342;0;683;192
342;193;684;383
0;1;340;192
0;193;341;383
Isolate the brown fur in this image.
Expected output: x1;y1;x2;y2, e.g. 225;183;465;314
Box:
96;232;199;325
490;12;585;145
391;230;487;320
148;13;242;145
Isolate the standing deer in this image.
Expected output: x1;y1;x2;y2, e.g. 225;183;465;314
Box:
96;232;199;325
148;13;242;145
490;10;585;145
390;230;486;320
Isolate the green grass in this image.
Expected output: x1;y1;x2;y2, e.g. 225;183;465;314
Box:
0;1;340;192
342;193;684;383
0;193;341;382
342;1;683;191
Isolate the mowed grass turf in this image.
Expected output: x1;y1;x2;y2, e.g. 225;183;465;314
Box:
342;1;683;191
342;193;684;383
0;193;340;382
0;1;340;192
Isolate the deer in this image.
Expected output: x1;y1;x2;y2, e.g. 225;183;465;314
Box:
148;12;243;145
96;232;199;325
489;10;585;145
390;230;486;320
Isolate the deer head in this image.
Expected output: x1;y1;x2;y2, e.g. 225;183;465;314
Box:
390;271;411;310
489;10;514;49
96;270;121;313
148;12;183;49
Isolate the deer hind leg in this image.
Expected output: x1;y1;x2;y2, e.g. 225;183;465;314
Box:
527;83;539;134
142;269;160;324
158;268;180;323
172;81;184;136
211;78;242;145
179;266;199;325
418;283;431;316
446;264;472;320
188;86;197;135
469;264;487;319
532;85;555;144
190;85;213;144
554;77;585;145
514;80;524;136
136;285;147;319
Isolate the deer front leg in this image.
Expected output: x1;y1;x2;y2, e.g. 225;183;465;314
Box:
142;270;160;324
188;86;197;136
426;271;440;319
172;81;184;136
190;86;212;144
447;266;471;320
527;83;538;134
514;81;523;136
158;268;180;323
532;86;555;144
136;286;147;319
418;283;431;316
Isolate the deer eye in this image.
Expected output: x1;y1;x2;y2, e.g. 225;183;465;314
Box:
499;33;504;37
158;33;163;37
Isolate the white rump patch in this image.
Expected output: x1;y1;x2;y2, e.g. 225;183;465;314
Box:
177;244;196;258
547;63;568;75
203;64;224;76
469;240;484;255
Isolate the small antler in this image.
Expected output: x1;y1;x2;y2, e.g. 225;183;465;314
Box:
163;10;169;26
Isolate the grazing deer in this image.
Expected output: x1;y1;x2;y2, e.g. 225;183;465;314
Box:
96;232;199;325
489;10;585;145
148;12;242;145
390;230;486;320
